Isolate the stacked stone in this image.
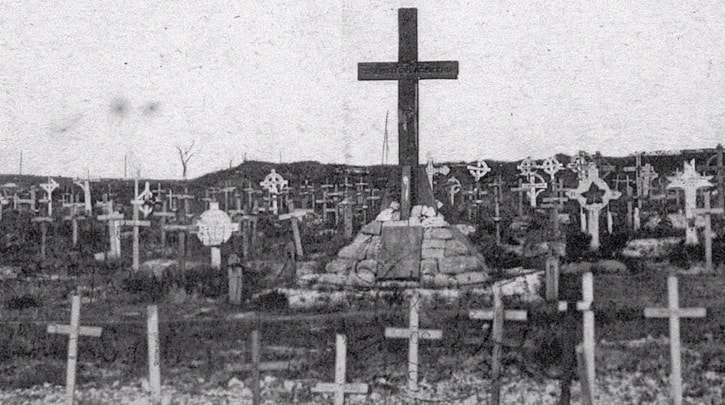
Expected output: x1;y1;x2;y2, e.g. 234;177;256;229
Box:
316;204;490;288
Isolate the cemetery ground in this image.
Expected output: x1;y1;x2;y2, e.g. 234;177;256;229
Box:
2;211;725;404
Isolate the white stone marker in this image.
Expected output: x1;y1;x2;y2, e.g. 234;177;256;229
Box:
259;169;288;215
195;201;239;268
466;158;490;183
517;172;548;208
47;295;102;405
644;276;706;405
147;305;162;405
97;201;123;259
469;283;527;405
385;289;442;393
667;159;713;245
312;334;369;405
566;166;622;250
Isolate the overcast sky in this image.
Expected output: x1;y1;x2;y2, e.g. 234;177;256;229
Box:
1;0;724;179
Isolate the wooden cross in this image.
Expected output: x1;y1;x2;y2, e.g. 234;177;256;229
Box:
175;189;195;220
32;215;53;260
445;176;461;207
515;172;547;208
312;334;369;405
62;202;86;247
47;296;103;405
152;200;176;254
593;151;616;180
358;7;459;214
97;201;124;260
425;157;450;191
667;159;713;245
221;184;236;212
384;289;442;393
39;177;59;217
566;166;622;250
278;200;311;258
469;284;527;405
692;191;723;272
578;272;596;397
125;179;152;271
697;143;725;211
260;169;288;215
488;175;505;245
644;276;706;405
163;223;198;272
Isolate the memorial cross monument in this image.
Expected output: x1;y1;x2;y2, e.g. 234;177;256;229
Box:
358;8;459;218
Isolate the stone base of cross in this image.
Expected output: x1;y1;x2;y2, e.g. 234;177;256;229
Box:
312;334;369;405
384;289;442;393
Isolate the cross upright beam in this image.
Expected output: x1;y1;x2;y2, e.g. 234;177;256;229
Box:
358;8;458;212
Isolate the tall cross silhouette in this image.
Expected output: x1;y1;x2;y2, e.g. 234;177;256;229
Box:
358;8;459;216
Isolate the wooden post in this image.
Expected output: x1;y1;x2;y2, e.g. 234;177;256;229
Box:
311;334;369;405
147;305;161;405
32;217;52;260
279;202;308;258
644;276;706;405
343;201;353;239
251;330;261;405
545;254;560;302
576;344;593;405
558;300;578;405
692;191;723;272
153;200;176;255
469;284;527;405
227;255;243;305
384;290;442;393
47;296;102;405
578;272;595;396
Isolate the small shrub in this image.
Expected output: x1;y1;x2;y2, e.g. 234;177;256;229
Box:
564;230;593;262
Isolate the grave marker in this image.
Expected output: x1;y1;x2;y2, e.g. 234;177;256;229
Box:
39;177;59;217
425;157;450;192
488;175;505;245
692;191;723;272
32;215;53;260
97;201;124;259
62;202;86;247
579;272;595;397
195;201;239;268
697;143;725;211
566;166;621;250
469;284;528;405
279;200;311;258
644;276;706;405
260;169;288;215
445;176;461;207
312;334;369;405
667;159;713;245
72;177;99;215
384;289;442;392
124;179;152;271
152;200;176;254
47;296;102;405
147;305;162;405
358;7;459;210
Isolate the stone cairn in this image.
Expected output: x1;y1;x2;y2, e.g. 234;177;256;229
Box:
303;202;490;289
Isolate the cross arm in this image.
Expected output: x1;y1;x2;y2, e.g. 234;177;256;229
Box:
469;309;528;321
384;327;442;339
312;383;369;394
644;307;706;318
47;324;103;337
358;61;459;80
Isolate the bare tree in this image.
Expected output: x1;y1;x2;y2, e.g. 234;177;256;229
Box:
175;141;196;180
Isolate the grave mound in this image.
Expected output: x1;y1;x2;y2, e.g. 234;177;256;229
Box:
301;203;491;288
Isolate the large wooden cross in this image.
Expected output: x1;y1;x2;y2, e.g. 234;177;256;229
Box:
311;334;369;405
358;8;458;217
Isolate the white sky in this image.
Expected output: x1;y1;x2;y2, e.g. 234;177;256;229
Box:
1;0;724;179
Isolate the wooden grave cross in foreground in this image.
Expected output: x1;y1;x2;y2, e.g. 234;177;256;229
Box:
47;295;103;405
358;7;459;217
146;305;162;405
469;283;528;405
644;276;706;405
384;289;442;393
312;334;369;405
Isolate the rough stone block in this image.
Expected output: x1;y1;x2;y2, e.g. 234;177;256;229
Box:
421;248;445;259
420;259;439;275
324;259;356;275
351;266;376;286
382;220;410;228
408;217;421;226
444;239;470;256
426;227;453;240
422;239;446;250
438;256;481;274
356;259;379;275
411;205;424;219
338;234;371;260
365;236;382;260
360;221;382;235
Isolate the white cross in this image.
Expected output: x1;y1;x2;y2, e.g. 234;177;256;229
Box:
384;290;442;393
516;156;537;176
667;159;713;245
568;151;595;181
540;156;563;180
311;334;369;405
566;166;622;250
446;176;461;206
39;177;59;216
516;172;548;208
467;158;490;183
47;296;103;405
260;169;288;215
644;276;706;405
